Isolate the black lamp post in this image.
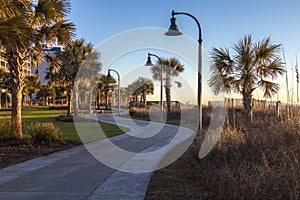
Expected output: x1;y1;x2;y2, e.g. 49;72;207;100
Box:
165;10;203;133
107;69;121;116
145;53;163;122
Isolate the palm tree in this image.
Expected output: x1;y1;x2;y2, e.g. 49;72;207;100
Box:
46;39;100;117
0;0;32;49
151;57;184;112
0;0;75;138
95;74;116;109
127;77;154;107
78;50;102;113
22;75;41;106
38;84;56;105
209;35;284;123
104;74;117;110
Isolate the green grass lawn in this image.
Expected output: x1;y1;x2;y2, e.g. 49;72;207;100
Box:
0;106;129;144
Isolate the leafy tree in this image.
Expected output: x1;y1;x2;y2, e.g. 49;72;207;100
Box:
151;58;184;112
22;75;41;106
209;35;284;123
0;0;75;138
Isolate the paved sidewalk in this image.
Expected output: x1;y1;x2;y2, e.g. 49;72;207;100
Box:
0;114;194;200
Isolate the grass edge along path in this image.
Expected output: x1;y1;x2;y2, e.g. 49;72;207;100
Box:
0;107;129;144
0;107;129;169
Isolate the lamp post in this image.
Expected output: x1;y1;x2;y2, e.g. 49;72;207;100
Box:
165;10;203;133
145;53;163;122
107;69;121;116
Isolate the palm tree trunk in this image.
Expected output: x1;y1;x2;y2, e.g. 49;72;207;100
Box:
143;92;147;107
88;90;93;114
67;89;71;115
10;62;23;139
29;95;32;106
105;88;109;110
72;86;79;119
97;90;101;109
165;77;171;113
242;91;253;139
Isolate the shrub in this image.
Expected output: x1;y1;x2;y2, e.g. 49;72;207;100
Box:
55;114;74;122
49;106;68;110
27;122;64;145
129;107;149;119
0;118;11;139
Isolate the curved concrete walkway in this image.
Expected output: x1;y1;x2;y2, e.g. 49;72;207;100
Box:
0;114;194;200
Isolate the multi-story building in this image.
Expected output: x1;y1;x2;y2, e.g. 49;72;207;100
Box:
0;47;9;73
33;45;61;85
0;45;61;106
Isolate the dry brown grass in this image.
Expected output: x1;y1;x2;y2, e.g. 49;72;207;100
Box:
146;111;300;200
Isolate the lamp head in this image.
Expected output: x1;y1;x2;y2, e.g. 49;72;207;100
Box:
175;81;182;88
145;54;154;66
164;15;182;36
107;69;111;78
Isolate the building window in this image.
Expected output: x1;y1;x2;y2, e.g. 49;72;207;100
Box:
1;61;5;67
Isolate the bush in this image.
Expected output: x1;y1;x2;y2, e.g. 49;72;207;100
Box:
55;114;74;122
0;118;11;139
129;107;149;119
27;122;64;145
49;106;68;110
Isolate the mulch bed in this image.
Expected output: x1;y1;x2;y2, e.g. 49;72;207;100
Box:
0;139;75;169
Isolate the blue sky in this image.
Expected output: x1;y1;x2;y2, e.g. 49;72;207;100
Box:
69;0;300;104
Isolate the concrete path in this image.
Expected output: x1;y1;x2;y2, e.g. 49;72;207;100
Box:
0;114;194;200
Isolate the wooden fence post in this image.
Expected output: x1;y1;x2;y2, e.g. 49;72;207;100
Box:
232;98;236;128
276;101;281;118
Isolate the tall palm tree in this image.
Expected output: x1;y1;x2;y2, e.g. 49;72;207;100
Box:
46;39;100;118
209;35;284;123
79;50;102;113
151;57;184;112
0;0;75;138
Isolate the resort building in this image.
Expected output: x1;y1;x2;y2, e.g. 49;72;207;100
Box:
33;45;61;85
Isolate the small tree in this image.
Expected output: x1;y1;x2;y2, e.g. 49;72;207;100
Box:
0;69;10;108
22;75;41;106
38;84;56;105
128;77;154;107
103;74;116;109
209;35;284;125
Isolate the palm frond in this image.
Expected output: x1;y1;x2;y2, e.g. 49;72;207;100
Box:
257;79;280;98
33;0;71;26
